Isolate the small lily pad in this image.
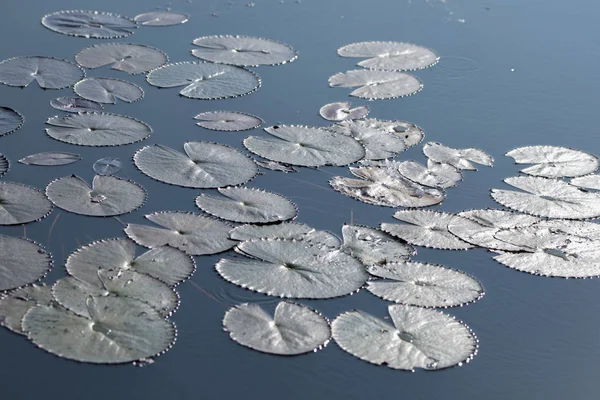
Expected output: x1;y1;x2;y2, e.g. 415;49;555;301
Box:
135;11;188;26
0;56;83;89
41;10;137;38
76;43;167;74
93;157;122;175
319;101;369;121
0;236;52;291
423;142;493;170
74;78;143;104
195;111;262;131
329;70;422;100
0;182;53;225
19;152;81;166
50;97;103;113
506;145;599;178
192;35;297;66
0;107;23;136
337;41;439;71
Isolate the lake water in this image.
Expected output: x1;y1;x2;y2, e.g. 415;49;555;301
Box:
1;0;600;398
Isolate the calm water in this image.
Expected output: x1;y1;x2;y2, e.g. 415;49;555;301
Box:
2;0;600;398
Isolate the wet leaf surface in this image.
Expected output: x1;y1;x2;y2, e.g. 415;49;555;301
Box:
42;10;137;38
76;43;167;74
0;56;83;89
329;70;422;100
192;35;297;66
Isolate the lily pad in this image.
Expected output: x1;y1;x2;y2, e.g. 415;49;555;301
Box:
50;97;103;113
255;160;297;173
570;174;600;190
125;212;236;256
531;219;600;241
45;175;145;217
490;176;600;219
506;145;599;178
0;56;83;89
0;284;54;335
192;35;297;66
41;10;137;38
216;239;369;299
223;302;330;355
195;187;297;223
423;142;493;170
398;160;462;189
381;210;473;250
329;121;406;160
229;222;341;248
319;101;369;122
76;43;168;74
243;125;365;167
328;70;422;100
46;112;151;146
330;165;445;208
22;296;175;364
195;111;262;131
66;238;194;286
74;78;143;104
134;142;258;188
328;118;424;148
93;157;122;175
366;262;484;307
146;61;260;100
134;11;188;26
341;225;414;266
0;236;52;291
0;154;7;177
337;41;439;71
331;305;477;370
19;152;81;166
0;182;53;225
0;107;23;136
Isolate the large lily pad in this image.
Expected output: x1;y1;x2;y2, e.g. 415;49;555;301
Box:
398;160;462;189
125;212;236;256
22;296;175;364
223;302;330;355
0;56;83;89
0;182;53;225
134;11;188;26
491;176;600;219
66;238;195;286
146;61;260;99
328;70;422;100
0;236;52;291
216;239;369;299
229;222;341;248
41;10;137;38
329;118;424;148
19;152;81;166
0;284;54;335
192;35;297;66
506;145;599;178
74;78;143;104
195;187;297;223
0;107;23;136
366;262;484;307
134;142;258;188
337;41;439;71
45;175;145;217
195;111;262;132
423;142;493;170
50;97;102;113
331;305;477;370
46;112;151;147
243;125;365;167
76;43;167;74
341;225;414;266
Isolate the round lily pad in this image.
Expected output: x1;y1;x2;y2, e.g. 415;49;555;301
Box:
0;182;53;225
337;41;439;71
41;10;137;38
93;157;122;175
135;11;188;26
76;43;168;74
192;35;297;66
0;284;54;335
398;160;462;189
319;101;368;122
74;78;144;104
50;97;103;113
195;111;262;131
329;70;422;100
0;56;83;89
0;107;23;136
0;236;52;291
506;145;599;178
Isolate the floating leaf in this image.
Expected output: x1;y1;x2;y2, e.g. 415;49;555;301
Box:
398;160;462;189
194;111;262;131
328;70;422;100
0;182;53;225
74;78;143;104
331;305;477;370
45;175;145;217
93;157;122;175
41;10;137;38
490;176;600;219
329;121;406;160
330;165;445;208
216;239;368;299
341;225;414;266
19;152;81;166
381;210;473;250
243;125;365;167
447;209;540;251
134;11;188;26
255;160;297;173
506;145;599;178
146;61;260;99
53;271;178;318
66;238;194;286
532;219;600;241
22;296;175;364
0;284;54;335
125;212;236;256
366;262;484;307
229;222;341;247
223;302;330;355
329;118;424;148
191;35;297;67
319;101;369;122
50;97;102;113
337;41;439;71
196;187;297;223
423;142;493;170
46;112;151;146
0;107;23;136
0;56;83;89
0;236;52;291
0;154;7;177
134;142;258;188
570;174;600;190
76;43;167;74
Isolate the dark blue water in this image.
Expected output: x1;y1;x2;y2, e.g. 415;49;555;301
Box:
2;0;600;398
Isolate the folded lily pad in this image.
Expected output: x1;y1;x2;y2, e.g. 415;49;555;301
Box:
0;182;53;225
195;111;262;131
0;284;54;335
229;222;341;248
506;145;599;178
0;236;52;291
319;101;368;122
337;41;439;71
341;225;414;266
74;78;143;104
135;11;188;26
328;118;424;148
76;43;167;74
192;35;297;66
50;97;103;113
329;70;422;100
0;107;23;136
41;10;137;38
45;175;145;217
398;159;462;188
19;152;81;166
423;142;493;170
0;56;83;89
